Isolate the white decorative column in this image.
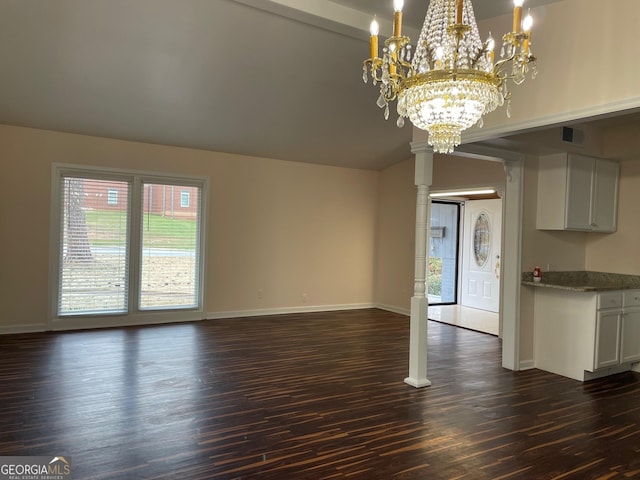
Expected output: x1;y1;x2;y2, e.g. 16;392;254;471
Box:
500;158;524;371
404;142;433;388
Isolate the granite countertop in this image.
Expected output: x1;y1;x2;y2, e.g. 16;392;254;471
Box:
521;271;640;292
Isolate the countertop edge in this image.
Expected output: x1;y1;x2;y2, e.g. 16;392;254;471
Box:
520;281;604;292
521;271;640;292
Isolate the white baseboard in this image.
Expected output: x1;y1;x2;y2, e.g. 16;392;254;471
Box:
207;303;375;320
583;363;634;381
0;304;390;335
49;313;205;332
0;324;48;335
0;312;206;334
374;303;410;316
632;362;640;373
519;359;535;371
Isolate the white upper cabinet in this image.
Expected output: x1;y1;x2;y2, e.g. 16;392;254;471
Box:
536;153;619;232
591;158;620;232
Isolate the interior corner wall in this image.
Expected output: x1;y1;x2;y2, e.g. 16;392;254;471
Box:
585;157;640;274
521;156;588;275
585;124;640;272
0;124;379;332
374;158;415;314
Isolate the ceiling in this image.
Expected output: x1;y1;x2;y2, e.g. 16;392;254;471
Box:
332;0;561;29
0;0;628;170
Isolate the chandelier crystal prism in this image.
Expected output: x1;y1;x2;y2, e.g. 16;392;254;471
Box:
363;0;537;153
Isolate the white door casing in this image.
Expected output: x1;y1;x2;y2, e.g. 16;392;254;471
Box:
408;140;524;378
461;198;502;313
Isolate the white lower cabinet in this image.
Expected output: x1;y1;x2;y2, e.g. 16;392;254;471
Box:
593;291;640;372
621;308;640;363
595;309;622;369
594;291;623;370
534;289;640;381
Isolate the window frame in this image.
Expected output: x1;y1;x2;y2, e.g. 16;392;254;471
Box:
49;164;208;330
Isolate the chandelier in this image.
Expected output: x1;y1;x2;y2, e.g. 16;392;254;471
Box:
363;0;537;153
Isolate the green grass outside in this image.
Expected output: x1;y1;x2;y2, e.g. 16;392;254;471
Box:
83;210;197;250
428;257;443;297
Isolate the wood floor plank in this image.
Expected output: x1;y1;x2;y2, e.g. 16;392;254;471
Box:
1;308;639;479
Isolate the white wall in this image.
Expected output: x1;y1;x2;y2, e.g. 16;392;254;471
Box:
374;158;416;313
0;125;379;332
586;125;640;272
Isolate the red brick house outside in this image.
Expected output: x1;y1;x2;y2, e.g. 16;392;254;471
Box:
81;180;198;219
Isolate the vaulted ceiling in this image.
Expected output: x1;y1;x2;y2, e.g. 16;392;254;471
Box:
0;0;626;170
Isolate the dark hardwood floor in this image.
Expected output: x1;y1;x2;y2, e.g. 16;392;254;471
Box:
1;309;639;479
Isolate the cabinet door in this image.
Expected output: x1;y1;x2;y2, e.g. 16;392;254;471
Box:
595;310;621;369
592;159;619;232
565;155;594;230
621;309;640;363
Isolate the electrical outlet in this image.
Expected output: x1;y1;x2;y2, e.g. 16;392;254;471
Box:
302;293;308;303
257;289;263;299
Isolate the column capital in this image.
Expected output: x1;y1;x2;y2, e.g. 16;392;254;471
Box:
410;141;434;155
503;157;524;182
412;145;434;187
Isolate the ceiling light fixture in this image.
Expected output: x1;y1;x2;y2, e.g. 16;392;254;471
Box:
430;188;496;197
363;0;537;154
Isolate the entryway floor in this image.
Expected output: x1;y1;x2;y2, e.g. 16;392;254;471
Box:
428;304;499;336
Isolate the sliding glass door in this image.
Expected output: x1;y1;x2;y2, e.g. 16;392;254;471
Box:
52;166;207;323
428;201;460;305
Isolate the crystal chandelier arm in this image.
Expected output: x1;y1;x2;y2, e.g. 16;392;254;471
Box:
362;34;413;103
381;82;396;101
385;36;411;57
396;56;413;74
493;36;535;82
425;45;438;70
493;51;517;76
364;56;393;89
470;41;491;68
493;33;527;74
364;57;384;81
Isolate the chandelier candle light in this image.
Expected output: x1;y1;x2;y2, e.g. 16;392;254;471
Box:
363;0;537;153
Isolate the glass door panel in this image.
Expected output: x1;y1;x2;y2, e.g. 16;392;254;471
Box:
428;201;460;305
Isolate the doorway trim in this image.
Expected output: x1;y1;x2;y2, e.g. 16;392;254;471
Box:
456;143;524;371
410;141;525;375
428;200;461;307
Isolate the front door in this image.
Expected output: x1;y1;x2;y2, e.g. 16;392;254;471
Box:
461;198;502;312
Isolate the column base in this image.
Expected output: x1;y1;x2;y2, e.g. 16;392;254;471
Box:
404;377;432;388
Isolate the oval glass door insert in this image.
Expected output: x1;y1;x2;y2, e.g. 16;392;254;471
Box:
473;212;491;268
